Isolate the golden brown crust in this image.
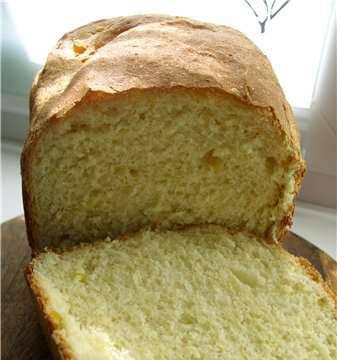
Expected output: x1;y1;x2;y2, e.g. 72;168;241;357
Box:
26;15;302;143
25;265;75;360
21;15;305;250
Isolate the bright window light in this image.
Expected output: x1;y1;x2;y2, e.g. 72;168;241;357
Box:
7;0;334;108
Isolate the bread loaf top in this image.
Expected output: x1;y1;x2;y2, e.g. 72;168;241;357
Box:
28;15;300;155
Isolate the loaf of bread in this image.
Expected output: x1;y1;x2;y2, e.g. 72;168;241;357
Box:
26;226;337;360
21;15;305;252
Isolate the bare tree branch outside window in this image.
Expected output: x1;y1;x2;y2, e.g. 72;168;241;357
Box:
243;0;291;33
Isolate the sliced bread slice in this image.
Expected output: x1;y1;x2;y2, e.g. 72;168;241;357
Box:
26;226;336;360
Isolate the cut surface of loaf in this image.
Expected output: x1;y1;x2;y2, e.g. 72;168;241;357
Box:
22;15;305;251
27;226;336;360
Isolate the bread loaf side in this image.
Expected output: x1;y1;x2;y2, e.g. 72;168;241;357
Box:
22;15;305;251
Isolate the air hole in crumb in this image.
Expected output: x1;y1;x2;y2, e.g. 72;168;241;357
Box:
202;150;223;172
265;157;277;173
50;311;63;327
318;297;328;306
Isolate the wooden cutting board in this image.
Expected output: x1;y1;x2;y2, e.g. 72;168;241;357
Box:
2;216;337;360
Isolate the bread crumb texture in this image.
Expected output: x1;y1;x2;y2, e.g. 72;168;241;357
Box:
31;91;300;248
32;226;337;360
